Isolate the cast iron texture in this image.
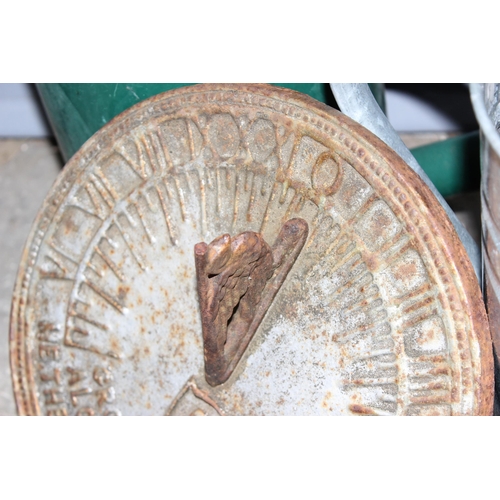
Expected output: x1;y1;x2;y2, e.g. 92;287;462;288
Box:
10;84;493;415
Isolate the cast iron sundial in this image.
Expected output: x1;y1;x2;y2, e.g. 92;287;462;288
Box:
10;84;493;415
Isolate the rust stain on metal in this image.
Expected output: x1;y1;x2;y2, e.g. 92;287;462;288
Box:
9;83;493;415
349;404;378;415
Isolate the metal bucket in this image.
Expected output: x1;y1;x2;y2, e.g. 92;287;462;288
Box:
470;84;500;397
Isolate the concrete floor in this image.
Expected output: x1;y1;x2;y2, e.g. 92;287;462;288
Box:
0;137;483;416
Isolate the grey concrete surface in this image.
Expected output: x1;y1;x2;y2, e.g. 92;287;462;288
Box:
0;140;61;415
0;137;482;416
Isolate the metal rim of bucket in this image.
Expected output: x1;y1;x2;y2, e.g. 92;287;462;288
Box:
470;83;500;156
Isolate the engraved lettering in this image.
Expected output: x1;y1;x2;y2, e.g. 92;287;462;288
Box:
40;368;61;385
96;387;115;406
37;321;61;343
46;407;68;416
66;366;85;386
39;344;60;361
44;388;64;405
93;366;112;386
70;387;93;407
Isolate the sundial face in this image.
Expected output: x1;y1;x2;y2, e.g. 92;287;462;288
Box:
10;84;493;415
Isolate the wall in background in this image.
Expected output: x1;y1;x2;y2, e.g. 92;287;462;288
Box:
0;84;51;137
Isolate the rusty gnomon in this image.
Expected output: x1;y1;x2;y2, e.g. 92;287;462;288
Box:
10;84;494;415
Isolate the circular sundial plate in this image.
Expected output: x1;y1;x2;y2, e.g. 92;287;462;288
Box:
10;84;493;416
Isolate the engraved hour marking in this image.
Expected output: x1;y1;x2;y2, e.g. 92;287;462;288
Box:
151;132;168;176
231;171;241;233
114;149;148;181
156;127;175;170
349;193;379;226
349;404;383;416
171;175;187;222
394;283;433;307
182;170;194;196
48;242;79;266
140;135;160;176
64;323;120;360
186;121;196;161
379;229;406;255
120;207;136;228
401;300;439;330
114;221;147;270
304;215;339;252
283;192;303;222
216;167;222;214
259;183;279;233
409;393;452;406
68;310;109;331
84;182;108;219
357;349;396;362
244;169;252;193
245;171;256;221
88;173;115;211
182;171;202;230
94;166;119;200
334;320;390;345
332;305;388;342
344;376;397;386
42;253;69;279
94;245;125;282
403;322;452;407
155;182;177;246
260;182;295;234
284;133;302;178
380;245;415;279
193;168;207;235
82;279;127;315
131;200;155;245
408;377;451;394
86;260;103;278
279;181;289;205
